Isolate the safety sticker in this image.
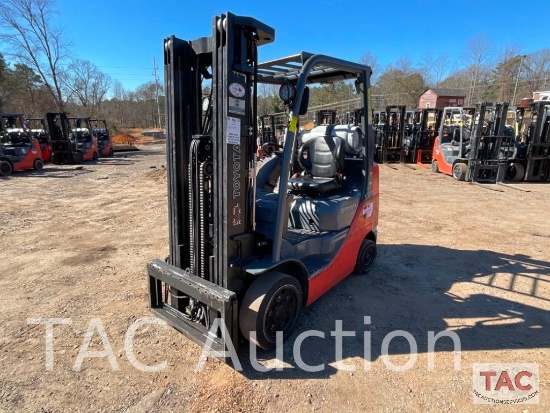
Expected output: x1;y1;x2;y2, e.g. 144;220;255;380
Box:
229;83;246;98
228;97;245;115
362;202;373;218
289;116;298;133
227;117;241;145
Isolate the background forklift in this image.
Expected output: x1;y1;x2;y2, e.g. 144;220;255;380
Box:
147;12;378;358
91;119;114;157
47;112;83;165
67;117;99;161
404;108;442;165
257;115;281;159
0;113;43;177
378;105;405;163
28;117;51;162
505;101;550;181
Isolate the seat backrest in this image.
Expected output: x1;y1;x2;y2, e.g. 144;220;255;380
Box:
298;131;345;178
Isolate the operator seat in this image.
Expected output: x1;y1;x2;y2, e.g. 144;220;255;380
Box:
288;125;345;195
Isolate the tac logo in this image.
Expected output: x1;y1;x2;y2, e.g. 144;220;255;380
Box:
472;363;539;404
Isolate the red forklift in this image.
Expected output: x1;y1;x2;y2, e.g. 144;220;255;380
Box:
404;108;442;165
378;105;406;163
90;119;114;157
47;112;84;165
28;117;51;162
505;101;550;181
431;103;510;183
67;117;99;161
147;12;378;358
0;113;43;177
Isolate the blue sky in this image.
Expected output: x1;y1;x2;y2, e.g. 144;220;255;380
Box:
51;0;549;92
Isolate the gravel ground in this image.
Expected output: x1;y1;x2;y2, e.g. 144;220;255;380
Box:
0;144;548;412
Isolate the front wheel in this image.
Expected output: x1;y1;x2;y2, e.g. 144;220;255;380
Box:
452;162;467;181
355;238;377;275
33;158;44;170
92;151;98;160
239;271;302;351
0;159;13;177
505;163;525;182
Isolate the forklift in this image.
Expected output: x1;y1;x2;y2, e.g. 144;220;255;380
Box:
47;113;83;165
378;105;406;163
404;108;442;165
505;101;550;181
431;103;510;183
28;117;52;162
90;119;114;157
147;12;378;358
67;117;99;161
257;115;281;159
0;113;43;177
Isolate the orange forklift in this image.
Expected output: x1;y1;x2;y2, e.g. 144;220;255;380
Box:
47;112;84;165
90;119;114;157
404;108;442;165
28;117;51;162
147;12;378;359
0;113;43;177
67;117;99;161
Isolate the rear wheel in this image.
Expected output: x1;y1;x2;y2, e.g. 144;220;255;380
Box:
431;160;439;173
452;162;467;181
92;151;98;160
239;271;302;351
355;238;377;275
33;158;44;170
72;151;83;164
505;163;525;182
0;160;13;177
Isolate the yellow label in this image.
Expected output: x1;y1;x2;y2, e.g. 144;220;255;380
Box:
289;116;298;133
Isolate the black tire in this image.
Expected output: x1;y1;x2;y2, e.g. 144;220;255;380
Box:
33;158;44;170
0;160;13;177
92;151;98;161
51;153;62;165
108;148;114;157
505;163;525;182
452;162;467;181
355;238;377;275
72;151;83;164
431;160;439;173
239;271;302;351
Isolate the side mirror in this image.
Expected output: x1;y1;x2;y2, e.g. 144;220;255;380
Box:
298;87;310;116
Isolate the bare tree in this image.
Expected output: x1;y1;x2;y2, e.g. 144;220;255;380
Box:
359;52;379;84
64;59;111;116
460;35;494;105
419;52;449;88
0;0;69;111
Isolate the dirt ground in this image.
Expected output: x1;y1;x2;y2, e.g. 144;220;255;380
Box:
0;145;548;412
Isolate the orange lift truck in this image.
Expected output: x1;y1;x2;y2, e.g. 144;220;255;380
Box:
90;119;114;157
0;113;43;177
47;112;84;165
404;108;442;165
147;12;378;359
432;103;511;183
67;117;99;161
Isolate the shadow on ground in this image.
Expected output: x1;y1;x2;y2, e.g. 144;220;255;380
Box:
235;244;550;379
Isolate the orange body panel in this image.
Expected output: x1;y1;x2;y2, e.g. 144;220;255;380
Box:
40;142;52;162
99;140;112;156
306;164;380;306
431;137;453;176
81;137;99;161
12;138;43;172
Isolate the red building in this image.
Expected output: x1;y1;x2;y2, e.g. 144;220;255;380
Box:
418;88;466;109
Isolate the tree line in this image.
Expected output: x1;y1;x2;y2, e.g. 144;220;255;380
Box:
0;0;163;132
1;0;549;131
